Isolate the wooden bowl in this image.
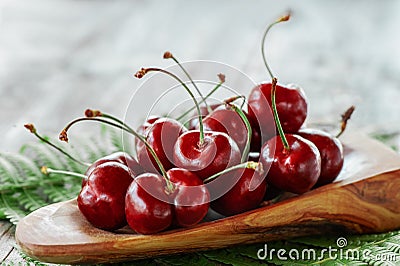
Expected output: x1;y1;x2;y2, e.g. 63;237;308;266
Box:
15;132;400;264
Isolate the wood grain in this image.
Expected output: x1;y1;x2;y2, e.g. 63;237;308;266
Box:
15;133;400;264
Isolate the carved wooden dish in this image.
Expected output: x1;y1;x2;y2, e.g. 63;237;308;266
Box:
15;133;400;264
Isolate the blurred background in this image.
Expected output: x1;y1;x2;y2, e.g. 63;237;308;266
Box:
1;0;400;152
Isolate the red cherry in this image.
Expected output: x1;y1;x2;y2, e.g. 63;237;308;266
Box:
137;118;187;173
248;83;307;140
125;173;173;235
125;169;210;234
173;130;241;180
168;168;210;227
260;134;321;194
83;152;143;187
78;162;133;231
200;105;248;152
298;128;344;186
210;168;266;216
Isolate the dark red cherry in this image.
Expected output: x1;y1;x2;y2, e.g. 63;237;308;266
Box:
125;173;173;235
247;83;307;141
83;152;143;187
137;118;187;173
298;128;344;186
211;168;266;216
78;162;134;231
168;168;210;227
173;130;241;180
260;134;321;194
200;105;248;152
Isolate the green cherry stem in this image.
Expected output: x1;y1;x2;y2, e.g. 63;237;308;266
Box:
84;109;140;137
336;105;355;138
59;116;174;191
41;166;86;179
163;51;210;112
24;124;90;167
203;161;263;183
135;67;205;146
225;103;252;163
176;73;226;121
271;77;290;151
261;12;291;79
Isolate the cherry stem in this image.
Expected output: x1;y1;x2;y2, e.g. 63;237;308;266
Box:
203;161;263;183
164;51;210;112
176;74;226;121
271;78;290;151
336;105;355;138
261;12;291;79
24;124;90;167
84;109;144;139
59;116;173;190
225;103;252;163
41;166;86;179
135;67;205;146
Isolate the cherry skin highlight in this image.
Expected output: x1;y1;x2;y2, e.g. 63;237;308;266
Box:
298;128;344;186
260;134;321;194
78;162;134;231
173;130;241;180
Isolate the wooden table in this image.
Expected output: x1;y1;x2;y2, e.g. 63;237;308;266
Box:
1;1;400;264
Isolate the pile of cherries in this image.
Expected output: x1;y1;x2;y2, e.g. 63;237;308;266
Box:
26;13;354;235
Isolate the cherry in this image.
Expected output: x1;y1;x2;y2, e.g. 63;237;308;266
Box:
125;173;173;234
136;117;187;173
125;168;209;234
298;129;343;186
210;167;266;216
78;161;134;231
173;130;241;180
261;134;320;194
248;83;307;137
247;13;307;142
200;104;248;152
260;78;321;194
84;151;143;187
296;106;355;186
168;168;209;227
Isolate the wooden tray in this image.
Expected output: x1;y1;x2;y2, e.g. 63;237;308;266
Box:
15;133;400;264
